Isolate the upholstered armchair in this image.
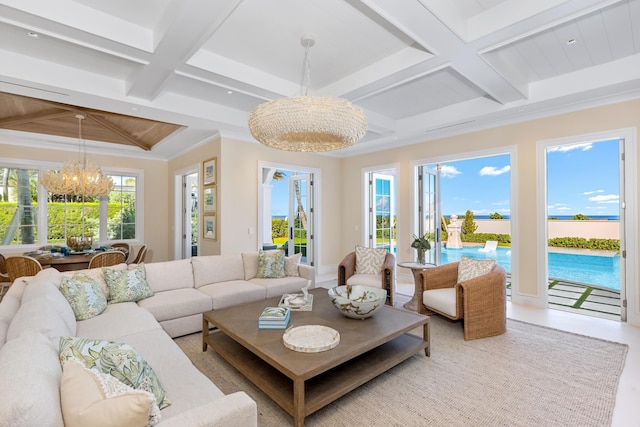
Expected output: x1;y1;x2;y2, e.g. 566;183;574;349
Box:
417;260;506;340
338;249;395;306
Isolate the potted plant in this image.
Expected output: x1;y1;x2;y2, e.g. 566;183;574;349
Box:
411;233;431;264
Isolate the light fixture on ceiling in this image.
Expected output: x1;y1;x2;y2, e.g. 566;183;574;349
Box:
40;114;114;197
248;35;367;152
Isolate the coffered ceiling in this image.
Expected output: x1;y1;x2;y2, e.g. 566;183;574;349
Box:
0;0;638;159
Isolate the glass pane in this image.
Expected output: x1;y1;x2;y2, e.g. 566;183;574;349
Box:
0;168;38;245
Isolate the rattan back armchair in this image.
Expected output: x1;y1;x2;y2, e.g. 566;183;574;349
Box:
418;262;506;341
0;253;11;301
111;243;131;263
338;250;395;306
6;256;43;282
132;244;147;264
88;251;126;269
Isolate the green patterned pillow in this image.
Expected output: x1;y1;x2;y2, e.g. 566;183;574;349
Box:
59;273;108;321
256;250;285;278
103;263;153;304
59;336;170;409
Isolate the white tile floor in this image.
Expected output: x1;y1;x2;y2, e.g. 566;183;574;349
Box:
322;277;640;426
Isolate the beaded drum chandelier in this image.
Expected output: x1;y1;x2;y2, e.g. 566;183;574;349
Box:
248;36;367;152
40;114;114;197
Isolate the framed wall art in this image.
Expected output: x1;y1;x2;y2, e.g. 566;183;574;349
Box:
203;157;216;185
203;185;216;213
203;214;216;240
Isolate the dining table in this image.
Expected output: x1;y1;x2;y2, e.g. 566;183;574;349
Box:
32;252;97;272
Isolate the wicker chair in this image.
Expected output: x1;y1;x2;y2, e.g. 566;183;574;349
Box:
418;262;506;341
6;256;43;283
132;244;147;264
0;253;11;301
338;250;395;306
88;251;126;269
111;243;131;263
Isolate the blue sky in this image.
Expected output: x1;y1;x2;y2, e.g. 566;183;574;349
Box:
270;138;620;219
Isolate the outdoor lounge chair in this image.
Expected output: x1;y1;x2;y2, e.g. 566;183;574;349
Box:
478;240;498;252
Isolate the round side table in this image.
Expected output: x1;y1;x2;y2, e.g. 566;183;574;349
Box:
397;262;435;311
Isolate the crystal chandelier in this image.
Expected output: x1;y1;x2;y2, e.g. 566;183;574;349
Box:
248;35;367;152
40;114;114;197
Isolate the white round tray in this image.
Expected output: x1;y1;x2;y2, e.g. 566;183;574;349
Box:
282;325;340;353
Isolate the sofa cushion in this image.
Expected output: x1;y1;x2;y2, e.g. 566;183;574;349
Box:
59;336;170;410
0;332;64;427
76;302;161;340
284;253;302;277
137;289;212;322
6;279;77;341
249;276;309;298
143;259;194;293
354;245;387;274
457;256;496;283
346;273;382;288
59;273;108;321
61;264;127;299
423;288;457;317
60;359;160;427
257;250;285;278
192;255;244;287
116;329;228;421
198;281;266;310
104;264;154;304
241;251;259;280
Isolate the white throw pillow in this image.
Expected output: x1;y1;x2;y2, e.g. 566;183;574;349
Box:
284;253;302;277
61;359;160;427
457;256;496;282
354;245;387;274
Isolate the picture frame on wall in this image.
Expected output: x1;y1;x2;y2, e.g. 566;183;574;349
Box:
203;214;216;240
203;185;216;213
203;157;216;185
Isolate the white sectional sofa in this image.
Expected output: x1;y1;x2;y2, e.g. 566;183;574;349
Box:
0;252;315;427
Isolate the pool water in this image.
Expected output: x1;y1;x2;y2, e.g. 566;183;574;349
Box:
440;246;621;291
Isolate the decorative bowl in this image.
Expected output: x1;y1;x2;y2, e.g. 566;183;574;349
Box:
66;236;93;252
327;285;387;319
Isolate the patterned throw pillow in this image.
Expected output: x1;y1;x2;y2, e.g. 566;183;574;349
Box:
59;273;108;321
457;256;496;282
103;264;153;304
61;359;160;427
59;336;170;410
354;245;387;274
257;250;286;278
284;252;302;277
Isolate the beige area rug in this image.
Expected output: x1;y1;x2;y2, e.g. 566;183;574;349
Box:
175;316;627;427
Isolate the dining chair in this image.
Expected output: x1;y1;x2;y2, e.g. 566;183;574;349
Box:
88;251;126;269
0;253;12;301
6;256;44;282
132;244;147;264
111;243;132;263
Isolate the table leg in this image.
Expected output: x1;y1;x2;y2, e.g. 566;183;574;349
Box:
403;269;422;311
202;318;208;352
293;378;305;427
424;320;430;357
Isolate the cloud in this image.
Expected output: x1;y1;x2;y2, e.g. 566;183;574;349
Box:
588;194;619;203
479;165;510;176
583;190;604;195
491;199;510;206
547;143;592;153
439;165;461;178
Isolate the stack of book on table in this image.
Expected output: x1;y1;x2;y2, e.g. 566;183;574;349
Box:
258;306;290;330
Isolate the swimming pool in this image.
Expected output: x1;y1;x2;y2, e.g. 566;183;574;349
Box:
440;246;620;291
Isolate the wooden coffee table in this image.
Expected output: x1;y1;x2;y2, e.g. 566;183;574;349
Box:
202;288;430;427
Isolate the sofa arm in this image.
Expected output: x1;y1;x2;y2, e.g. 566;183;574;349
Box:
158;391;257;427
297;264;316;288
338;252;356;286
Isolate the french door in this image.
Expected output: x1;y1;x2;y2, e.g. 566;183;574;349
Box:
367;172;395;252
418;165;441;265
288;174;313;266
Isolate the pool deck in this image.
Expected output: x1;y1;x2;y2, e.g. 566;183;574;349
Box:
506;276;621;321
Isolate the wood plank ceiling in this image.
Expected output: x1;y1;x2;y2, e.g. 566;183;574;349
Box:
0;92;182;151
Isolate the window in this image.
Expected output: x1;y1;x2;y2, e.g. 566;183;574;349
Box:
0;161;142;248
0;167;39;245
